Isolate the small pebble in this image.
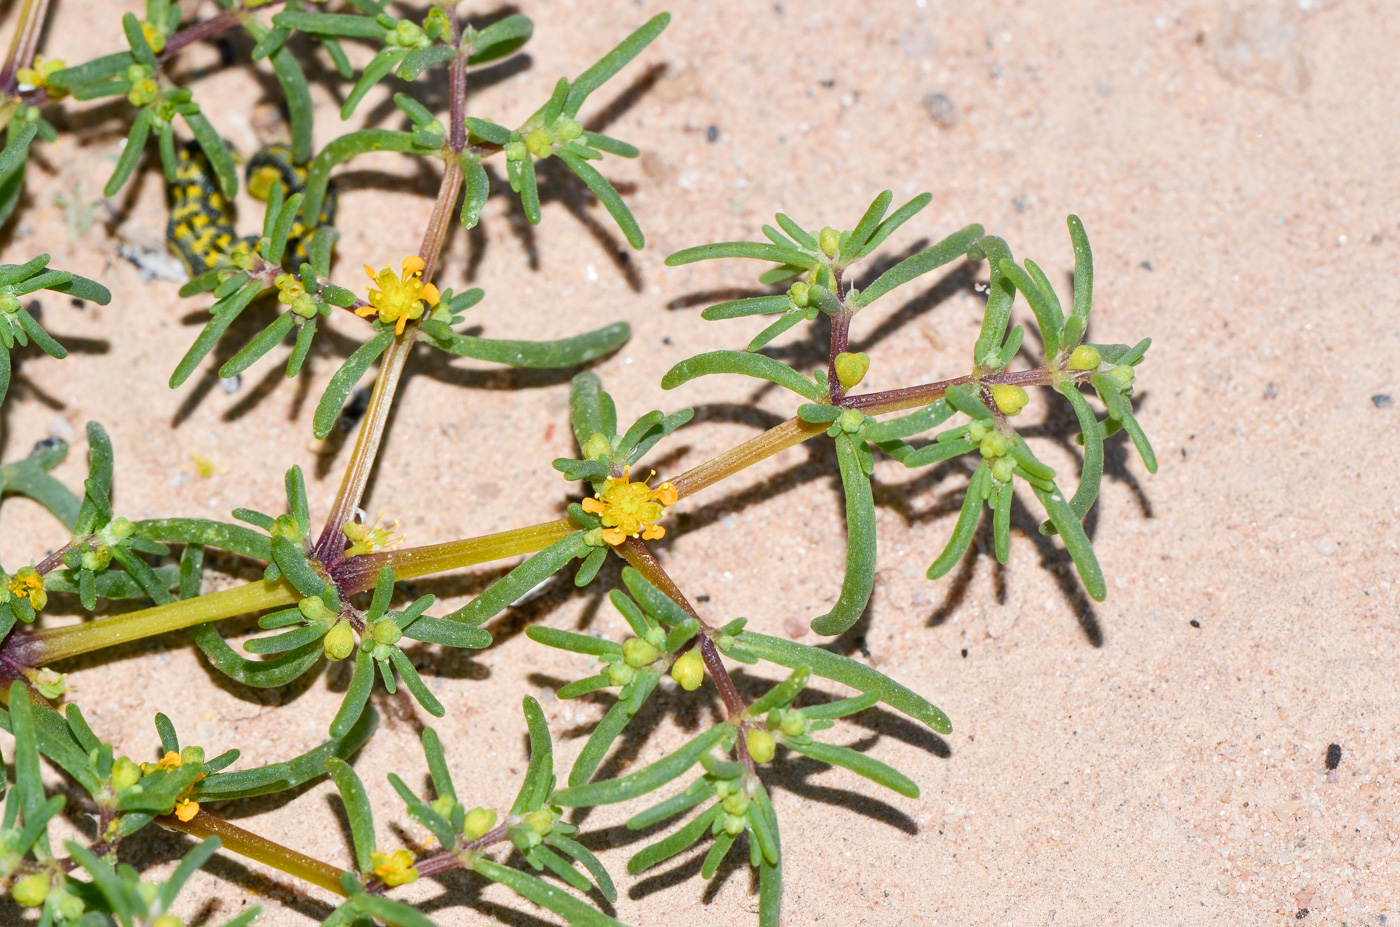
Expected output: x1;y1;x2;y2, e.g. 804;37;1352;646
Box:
784;615;806;639
923;91;958;129
221;375;242;394
705;124;719;142
1189;619;1200;628
1325;742;1341;770
1373;393;1393;408
960;648;968;658
1315;539;1336;556
696;594;711;603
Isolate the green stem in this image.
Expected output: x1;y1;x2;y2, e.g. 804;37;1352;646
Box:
312;158;465;564
9;579;298;665
159;809;349;897
333;518;576;592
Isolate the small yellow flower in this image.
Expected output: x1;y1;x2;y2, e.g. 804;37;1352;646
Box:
358;255;439;335
140;20;167;54
17;56;67;97
371;849;419;887
8;566;47;612
342;513;401;557
142;750;183;775
174;798;199;822
580;468;677;545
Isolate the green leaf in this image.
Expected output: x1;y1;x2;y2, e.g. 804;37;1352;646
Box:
785;739;918;798
330;649;376;738
568;687;638;788
700;295;791;321
701;828;736;879
845;190;892;256
662;350;824;401
136;518;273;561
220;313;295;379
563;13;670;116
759;850;782;927
183;110;238;199
992;481;1012;563
581;131;638;158
0;122;37;177
313;332;393;439
190;622;324;689
105;107;153;197
666;240;817;270
158;837;222;909
554;723;729;807
341;46;411;119
72;421;114;535
419;727;456;805
430;320;630;368
748;666;810;717
460;157;490;229
998;258;1063;358
526;626;623;657
746;309;805;352
971;236;1017;365
472;858;626;927
726;631;952;734
301;130;416;222
47;52;136;89
510;696;555;815
545;832;617;903
326;758;376;873
400;614;493;649
626;805;721;874
853;191;933;258
799;690;881;720
625;776;711;830
195;709;376;800
397;44;456;81
927;465;987;580
620;567;691;628
170;280;264;388
811;433;877;635
857;224;983;307
441;531;588;626
1066;214;1094;322
273;11;386;38
466;14;533;65
1033;484;1106;601
1058;385;1104;519
556;150;643;249
862;400;953;443
351;895;440;927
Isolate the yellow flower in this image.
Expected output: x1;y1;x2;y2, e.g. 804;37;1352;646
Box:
358;255;439;335
580;468;678;545
8;566;47;612
142;750;183;775
174;799;199;822
343;513;401;557
371;849;419;887
17;56;67;97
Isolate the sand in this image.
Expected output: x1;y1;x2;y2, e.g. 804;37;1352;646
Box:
0;0;1396;924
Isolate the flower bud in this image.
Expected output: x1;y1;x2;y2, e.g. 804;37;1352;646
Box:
581;432;612;461
371;619;402;647
833;351;870;389
152;916;182;927
745;728;776;764
1068;345;1101;371
524;128;554;159
991;457;1016;483
978;432;1009;459
323;622;356;661
818;226;840;257
12;873;49;907
669;648;704;691
1107;364;1136;389
0;293;20;314
622;636;659;668
555;118;583;142
838;408;865;434
111;756;141;792
723;813;746;836
779;710;806;737
463;807;497;841
966;421;988;443
606;662;635;687
299;595;337;626
721;791;750;817
991;384;1029;416
788;281;810;307
524;809;554;835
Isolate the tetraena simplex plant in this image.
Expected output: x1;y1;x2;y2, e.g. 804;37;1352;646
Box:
0;2;1156;925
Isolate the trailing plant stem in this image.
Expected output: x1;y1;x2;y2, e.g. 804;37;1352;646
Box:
0;0;52;95
313;158;465;563
334;518;577;591
9;579;298;665
160;809;349;897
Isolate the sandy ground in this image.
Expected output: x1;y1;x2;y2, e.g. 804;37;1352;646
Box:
1;0;1397;924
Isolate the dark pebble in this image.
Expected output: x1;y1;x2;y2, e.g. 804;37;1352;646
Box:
923;91;957;129
1325;742;1341;770
960;649;968;658
695;594;710;603
1189;619;1200;628
1372;394;1393;408
706;125;719;143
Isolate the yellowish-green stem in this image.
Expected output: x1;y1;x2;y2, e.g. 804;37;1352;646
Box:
159;809;349;897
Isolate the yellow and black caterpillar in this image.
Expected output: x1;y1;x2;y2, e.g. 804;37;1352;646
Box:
167;142;337;276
